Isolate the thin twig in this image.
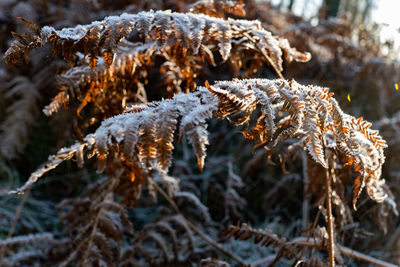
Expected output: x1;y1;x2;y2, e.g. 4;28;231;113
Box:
251;254;293;267
338;245;397;267
291;237;398;267
296;207;321;263
150;179;247;266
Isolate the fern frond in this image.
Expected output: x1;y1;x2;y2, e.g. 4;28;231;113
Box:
0;76;39;159
43;41;156;117
221;162;246;225
9;138;94;194
224;223;301;258
0;232;60;266
174;191;212;223
121;215;196;265
13;10;311;121
5;10;310;72
225;223;333;266
187;0;246;18
200;257;231;267
11;78;387;207
56;178;133;266
0;232;55;248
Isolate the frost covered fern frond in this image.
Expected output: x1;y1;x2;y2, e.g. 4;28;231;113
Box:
11;78;387;207
5;10;310;72
6;10;311;122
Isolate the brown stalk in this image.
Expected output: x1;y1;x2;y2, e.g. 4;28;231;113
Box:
325;163;335;267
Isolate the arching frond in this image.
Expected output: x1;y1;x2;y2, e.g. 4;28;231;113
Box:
5;10;310;72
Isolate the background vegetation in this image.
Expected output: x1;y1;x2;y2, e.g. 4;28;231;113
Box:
0;0;399;266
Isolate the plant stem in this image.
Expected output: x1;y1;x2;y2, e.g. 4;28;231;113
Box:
301;152;309;230
325;166;335;267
